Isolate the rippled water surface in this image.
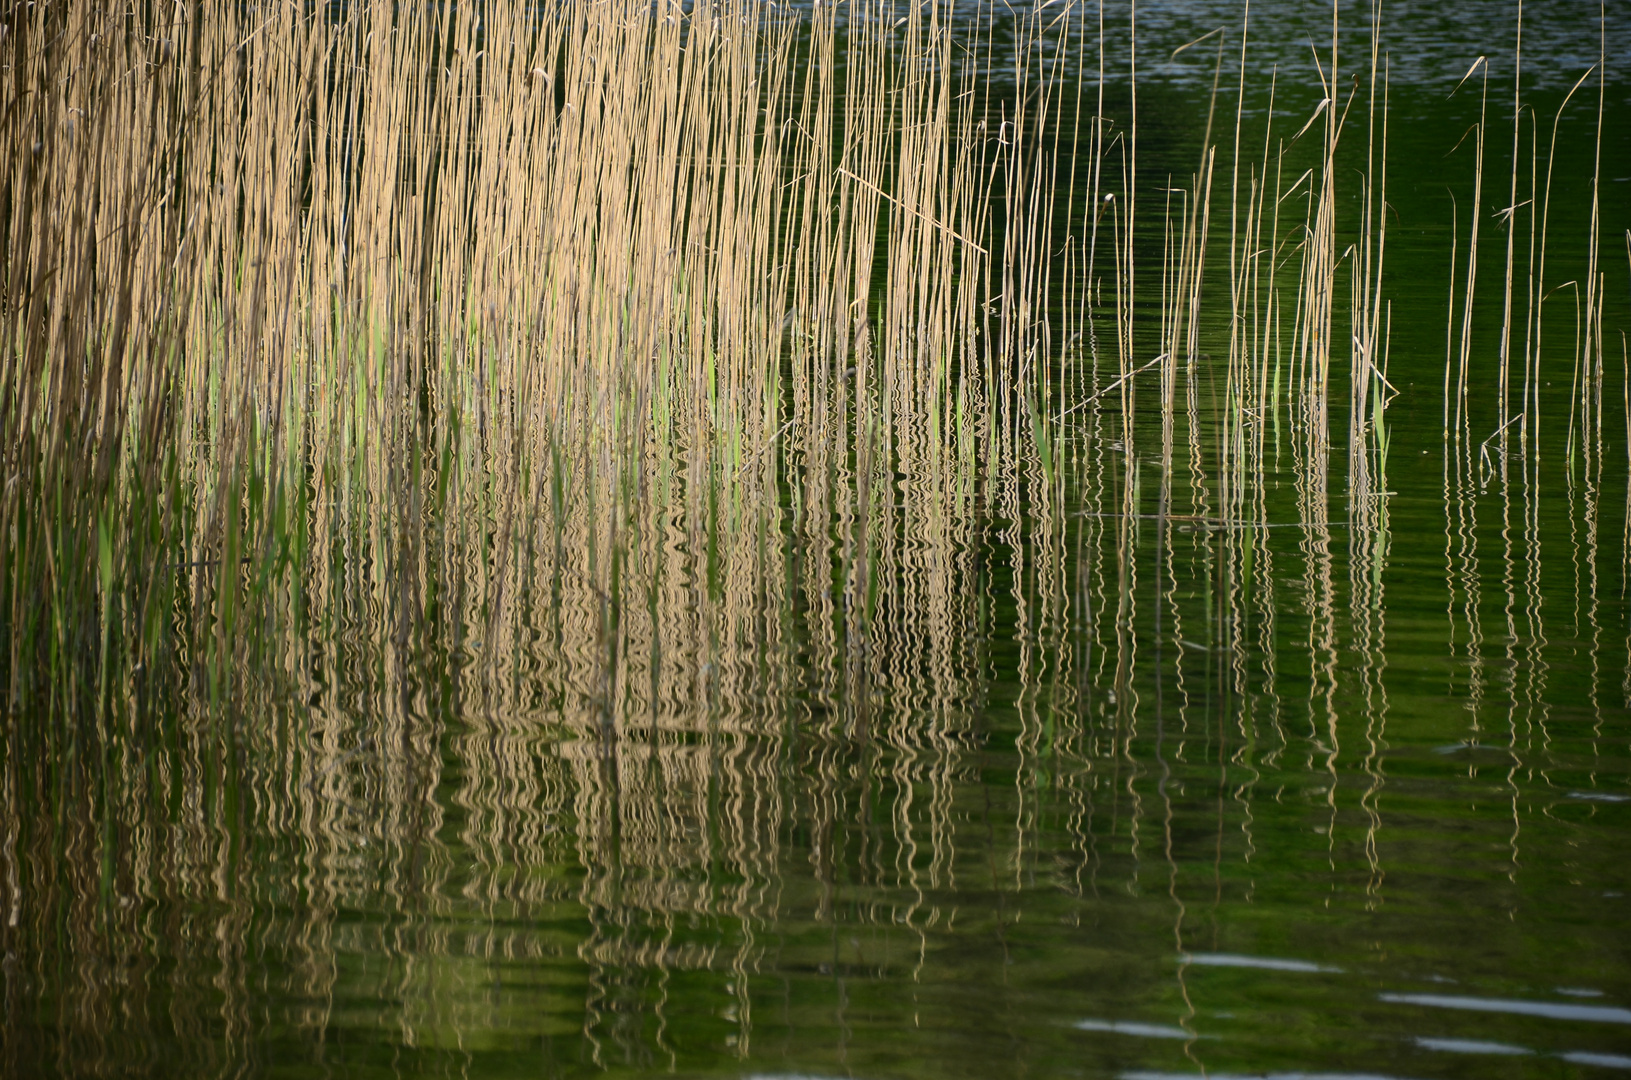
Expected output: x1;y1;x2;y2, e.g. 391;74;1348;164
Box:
5;1;1630;1078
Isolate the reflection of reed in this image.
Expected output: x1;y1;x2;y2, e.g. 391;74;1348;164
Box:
1349;488;1391;906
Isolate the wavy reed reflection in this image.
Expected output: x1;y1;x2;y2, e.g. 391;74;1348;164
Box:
6;308;1626;1079
8;352;1628;1077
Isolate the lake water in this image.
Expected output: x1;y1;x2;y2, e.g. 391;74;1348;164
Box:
3;1;1629;1077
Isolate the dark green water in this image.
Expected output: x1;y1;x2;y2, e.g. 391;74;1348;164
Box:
5;2;1631;1078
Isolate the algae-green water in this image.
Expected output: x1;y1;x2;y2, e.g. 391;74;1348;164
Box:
4;2;1631;1078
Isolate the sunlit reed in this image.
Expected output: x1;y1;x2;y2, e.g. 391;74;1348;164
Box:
0;0;1623;1070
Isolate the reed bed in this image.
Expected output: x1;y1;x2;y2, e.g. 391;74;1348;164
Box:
3;0;1613;725
0;0;1625;1071
0;0;1026;724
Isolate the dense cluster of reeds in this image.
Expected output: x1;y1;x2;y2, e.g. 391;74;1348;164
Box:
0;0;1624;1069
3;0;1612;720
0;0;1069;726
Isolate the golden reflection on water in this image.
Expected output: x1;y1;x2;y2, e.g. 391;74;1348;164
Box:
5;336;1626;1077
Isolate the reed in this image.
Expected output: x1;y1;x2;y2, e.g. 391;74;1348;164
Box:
0;7;1615;750
1448;55;1488;440
2;4;1614;699
0;1;1624;1067
1496;0;1523;461
0;0;1057;720
1568;8;1608;480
